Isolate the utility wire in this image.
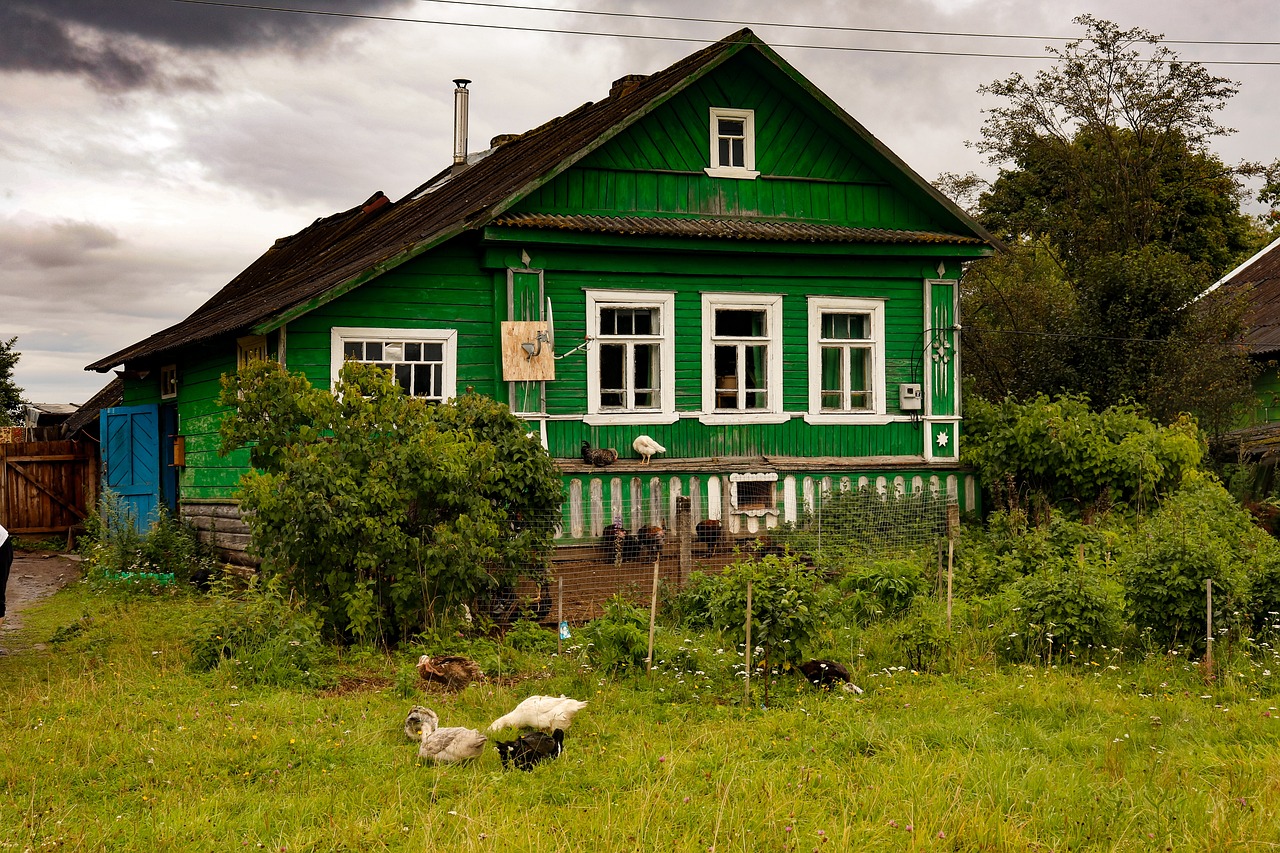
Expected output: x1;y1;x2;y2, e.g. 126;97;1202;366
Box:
408;0;1280;48
167;0;1280;66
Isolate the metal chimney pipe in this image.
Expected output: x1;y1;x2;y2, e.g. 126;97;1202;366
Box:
452;78;471;167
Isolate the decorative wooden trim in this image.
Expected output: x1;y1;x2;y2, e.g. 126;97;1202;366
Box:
806;295;886;417
585;289;676;419
701;292;784;417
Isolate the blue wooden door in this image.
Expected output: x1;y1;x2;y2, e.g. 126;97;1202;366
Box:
101;404;161;532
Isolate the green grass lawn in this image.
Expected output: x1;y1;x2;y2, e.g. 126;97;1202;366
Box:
3;579;1279;852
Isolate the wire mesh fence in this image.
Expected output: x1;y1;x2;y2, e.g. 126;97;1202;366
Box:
489;476;961;626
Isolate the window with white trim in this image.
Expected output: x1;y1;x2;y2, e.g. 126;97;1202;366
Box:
586;290;676;423
704;108;759;179
331;327;457;403
807;297;886;418
730;472;778;516
159;364;178;399
702;293;783;418
236;335;268;370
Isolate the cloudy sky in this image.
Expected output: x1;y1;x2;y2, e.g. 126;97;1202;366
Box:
3;0;1277;405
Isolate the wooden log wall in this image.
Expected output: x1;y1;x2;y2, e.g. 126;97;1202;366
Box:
181;501;259;568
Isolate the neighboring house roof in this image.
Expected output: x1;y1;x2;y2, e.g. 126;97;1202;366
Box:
87;28;997;374
1213;234;1280;356
62;376;124;438
24;403;78;428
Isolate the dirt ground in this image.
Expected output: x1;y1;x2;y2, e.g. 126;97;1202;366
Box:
2;550;82;644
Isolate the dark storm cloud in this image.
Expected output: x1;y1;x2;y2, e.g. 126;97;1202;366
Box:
0;0;408;91
0;216;122;270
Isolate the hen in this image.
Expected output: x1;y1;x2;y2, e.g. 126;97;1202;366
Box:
488;695;588;733
416;654;483;690
581;441;618;467
632;434;666;464
798;659;864;694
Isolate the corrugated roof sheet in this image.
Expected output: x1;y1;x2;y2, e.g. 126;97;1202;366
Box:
1216;236;1280;356
87;28;996;373
493;212;988;245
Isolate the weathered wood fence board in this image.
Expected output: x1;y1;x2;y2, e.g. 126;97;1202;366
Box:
0;440;97;536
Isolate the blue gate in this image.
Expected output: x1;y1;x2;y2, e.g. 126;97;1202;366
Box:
101;404;161;533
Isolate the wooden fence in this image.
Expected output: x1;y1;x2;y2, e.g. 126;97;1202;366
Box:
0;440;97;537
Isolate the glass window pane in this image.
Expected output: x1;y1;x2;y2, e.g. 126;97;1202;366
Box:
716;309;765;337
633;344;657;395
718;138;731;166
599;309;618;336
343;342;363;360
848;347;869;392
744;345;766;392
599;344;625;400
405;342;421;361
745;391;767;409
714;345;738;409
822;313;870;340
821;391;842;409
719;118;744;137
365;342;383;361
394;363;412;393
730;138;745;167
848;391;871;409
412;364;433;398
422;343;443;362
600;391;624;408
820;346;842;395
633;391;654;408
633;308;655;336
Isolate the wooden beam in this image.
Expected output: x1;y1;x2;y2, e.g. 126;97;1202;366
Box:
5;460;86;519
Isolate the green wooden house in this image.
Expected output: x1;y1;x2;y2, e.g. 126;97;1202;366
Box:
1212;234;1280;462
87;29;996;563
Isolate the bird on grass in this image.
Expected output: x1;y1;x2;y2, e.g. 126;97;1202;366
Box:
416;654;483;690
581;441;618;467
406;706;488;763
798;659;864;694
632;434;666;464
488;695;588;733
496;729;564;771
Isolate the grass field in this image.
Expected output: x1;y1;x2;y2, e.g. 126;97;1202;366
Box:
3;577;1280;852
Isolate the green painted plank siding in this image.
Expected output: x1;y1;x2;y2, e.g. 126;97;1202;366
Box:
1250;364;1280;426
513;53;945;230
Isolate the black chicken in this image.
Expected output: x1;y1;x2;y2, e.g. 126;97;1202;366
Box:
496;729;565;771
633;524;666;562
601;517;628;566
581;441;618;467
798;659;863;694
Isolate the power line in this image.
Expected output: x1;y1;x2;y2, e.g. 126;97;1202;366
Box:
167;0;1280;66
408;0;1280;48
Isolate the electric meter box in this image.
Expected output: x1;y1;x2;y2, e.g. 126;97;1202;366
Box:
899;383;923;411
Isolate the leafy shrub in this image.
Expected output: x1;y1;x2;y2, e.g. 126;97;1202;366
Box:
189;576;334;689
705;554;829;677
890;596;951;671
581;596;650;672
505;618;559;653
963;394;1203;515
82;490;219;590
664;571;720;629
1010;556;1122;661
219;360;564;645
1120;472;1267;649
838;557;930;622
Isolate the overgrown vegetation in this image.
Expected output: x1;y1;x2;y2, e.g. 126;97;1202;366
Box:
81;488;219;589
218;360;563;646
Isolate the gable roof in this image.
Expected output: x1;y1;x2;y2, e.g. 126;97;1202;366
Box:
1213;234;1280;356
88;28;997;373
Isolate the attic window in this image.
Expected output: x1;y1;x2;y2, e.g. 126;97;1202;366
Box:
159;364;178;399
705;108;759;180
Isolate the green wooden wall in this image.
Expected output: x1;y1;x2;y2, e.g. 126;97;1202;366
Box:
511;51;947;232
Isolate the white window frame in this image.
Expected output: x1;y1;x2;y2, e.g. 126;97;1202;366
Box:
584;290;677;426
159;364;178;400
805;297;889;424
729;472;779;517
704;107;760;180
330;327;457;402
700;293;786;425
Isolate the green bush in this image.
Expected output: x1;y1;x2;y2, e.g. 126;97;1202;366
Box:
1119;471;1268;649
188;575;334;690
963;394;1203;515
1010;556;1122;662
505;618;559;653
82;490;219;591
890;596;951;672
838;557;930;622
219;360;564;645
581;596;651;672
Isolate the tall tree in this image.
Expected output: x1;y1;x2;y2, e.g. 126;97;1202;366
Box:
0;336;24;427
958;16;1257;426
